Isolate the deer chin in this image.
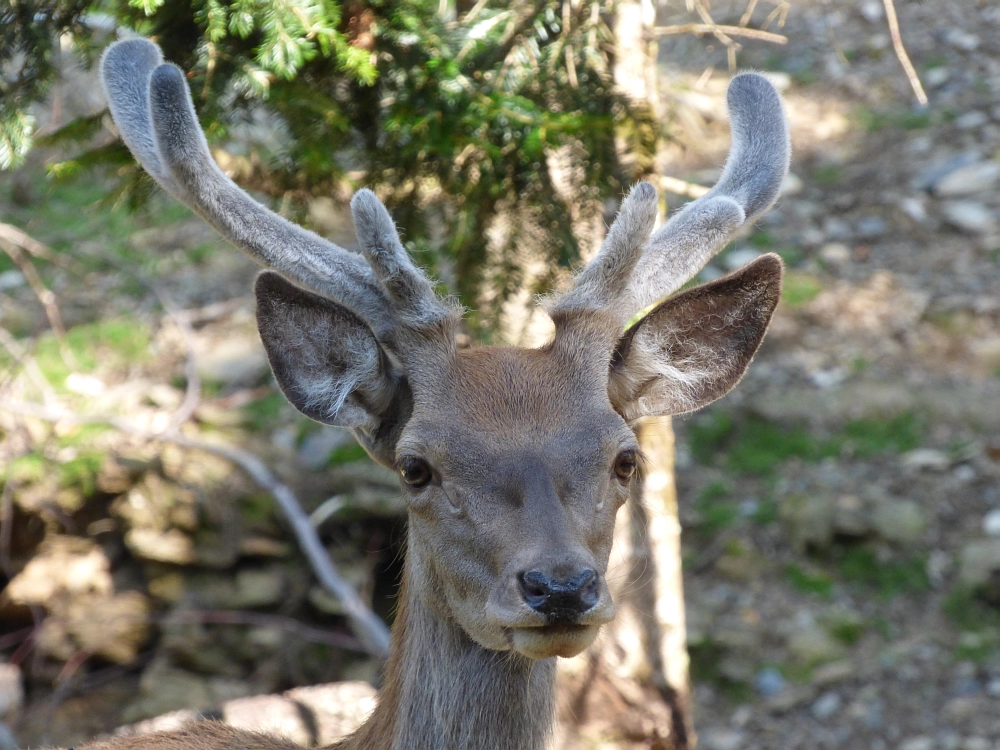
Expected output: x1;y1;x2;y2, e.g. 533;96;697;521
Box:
508;624;601;659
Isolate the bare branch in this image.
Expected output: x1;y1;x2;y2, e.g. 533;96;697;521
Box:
652;23;787;45
0;223;78;368
881;0;928;106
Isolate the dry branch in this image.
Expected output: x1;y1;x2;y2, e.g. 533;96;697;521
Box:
652;23;787;45
881;0;927;106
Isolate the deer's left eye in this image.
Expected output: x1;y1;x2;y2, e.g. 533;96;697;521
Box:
613;450;638;483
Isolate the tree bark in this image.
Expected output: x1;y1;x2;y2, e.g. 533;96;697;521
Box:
554;2;694;748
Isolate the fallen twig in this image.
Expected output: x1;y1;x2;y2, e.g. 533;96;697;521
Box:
0;224;77;368
881;0;927;106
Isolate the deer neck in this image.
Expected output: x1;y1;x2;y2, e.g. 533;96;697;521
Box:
340;546;557;750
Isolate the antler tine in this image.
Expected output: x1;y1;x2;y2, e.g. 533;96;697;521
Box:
100;39;179;195
100;39;397;338
350;189;457;330
550;181;658;323
626;72;790;313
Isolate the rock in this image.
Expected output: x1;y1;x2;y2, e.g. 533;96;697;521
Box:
196;336;270;387
723;248;762;272
899;737;934;750
899;196;927;223
872;499;926;545
6;537;112;605
943;29;980;50
960;738;990;750
860;1;883;21
125;528;196;565
833;494;868;537
0;664;23;717
698;265;724;282
987;678;1000;697
819;242;852;265
700;728;745;750
788;626;845;666
933;161;1000;196
754;667;786;698
767;685;816;713
233;568;286;608
954;112;990;130
286;682;377;744
925;67;950;88
811;691;841;720
917;152;979;190
902;449;950;472
941;201;997;235
982;509;1000;537
811;660;856;686
222;694;313;747
823;217;853;241
62;592;151;664
781;493;834;550
124;660;215;723
958;540;1000;589
781;172;803;196
856;216;887;238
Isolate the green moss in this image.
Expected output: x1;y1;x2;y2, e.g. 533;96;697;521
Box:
781;272;822;307
240;393;287;432
34;318;152;384
785;563;834;598
59;454;103;497
836;547;928;598
840;413;922;456
694;481;739;534
813;165;842;186
327;441;370;465
750;496;779;525
749;231;774;248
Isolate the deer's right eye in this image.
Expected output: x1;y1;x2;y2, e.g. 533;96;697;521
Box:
399;456;433;489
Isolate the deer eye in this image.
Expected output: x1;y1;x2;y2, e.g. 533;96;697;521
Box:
399;456;433;489
613;450;638;483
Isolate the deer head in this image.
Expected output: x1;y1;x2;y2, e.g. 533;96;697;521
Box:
101;39;789;663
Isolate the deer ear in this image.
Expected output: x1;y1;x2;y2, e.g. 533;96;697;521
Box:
254;272;409;466
608;254;783;422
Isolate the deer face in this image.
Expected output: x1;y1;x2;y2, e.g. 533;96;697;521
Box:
393;347;636;658
101;38;789;661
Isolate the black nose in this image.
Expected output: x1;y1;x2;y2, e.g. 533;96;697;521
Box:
518;569;600;622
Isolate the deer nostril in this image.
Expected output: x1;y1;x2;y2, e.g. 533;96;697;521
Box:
518;569;600;621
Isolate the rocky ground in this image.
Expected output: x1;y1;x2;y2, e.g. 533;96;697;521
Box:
0;0;998;748
657;1;1000;749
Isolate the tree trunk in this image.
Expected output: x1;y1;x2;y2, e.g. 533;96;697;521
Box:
554;2;695;748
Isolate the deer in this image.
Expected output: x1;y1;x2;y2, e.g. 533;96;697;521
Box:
86;37;790;750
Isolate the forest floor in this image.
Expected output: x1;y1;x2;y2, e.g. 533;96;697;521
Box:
0;0;999;749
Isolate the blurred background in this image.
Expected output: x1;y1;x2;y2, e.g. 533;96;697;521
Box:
1;1;999;749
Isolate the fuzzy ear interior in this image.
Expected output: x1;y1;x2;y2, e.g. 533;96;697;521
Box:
254;272;410;466
608;253;783;422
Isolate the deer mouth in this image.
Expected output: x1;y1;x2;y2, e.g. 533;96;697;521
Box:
507;623;601;659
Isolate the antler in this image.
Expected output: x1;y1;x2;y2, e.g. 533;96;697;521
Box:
552;72;790;335
100;39;455;351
